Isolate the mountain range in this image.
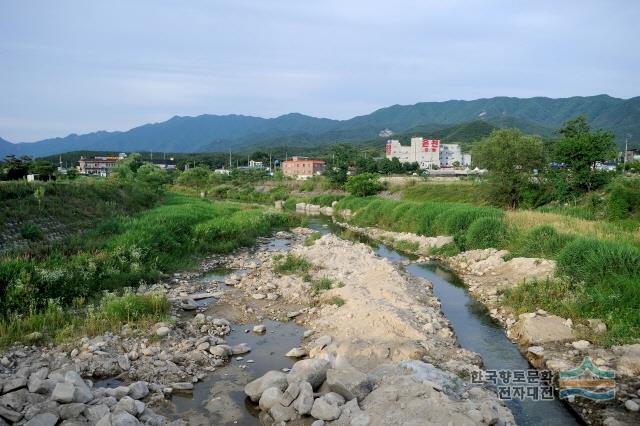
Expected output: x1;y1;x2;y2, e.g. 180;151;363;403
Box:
2;94;638;158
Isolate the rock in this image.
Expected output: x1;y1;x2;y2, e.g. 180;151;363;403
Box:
64;372;93;404
326;366;373;402
107;386;130;399
51;382;76;403
281;382;300;406
303;330;315;338
209;345;232;358
351;412;371;426
253;324;266;333
170;383;194;391
156;327;170;337
128;381;149;400
2;376;27;393
293;381;314;415
113;396;138;415
311;421;325;426
587;319;607;334
84;404;110;423
111;410;141;426
24;413;58;426
571;340;590;350
117;355;131;371
180;298;198;310
258;387;283;411
0;389;27;411
244;371;289;402
615;344;640;376
512;315;574;345
58;403;86;420
269;403;297;422
310;396;341;421
527;346;544;356
322;393;342;406
28;376;56;394
288;358;330;389
0;405;23;423
286;347;307;358
625;400;639;412
231;343;251;355
313;335;332;349
252;294;266;300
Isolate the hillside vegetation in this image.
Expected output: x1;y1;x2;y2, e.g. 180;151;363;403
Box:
2;94;639;158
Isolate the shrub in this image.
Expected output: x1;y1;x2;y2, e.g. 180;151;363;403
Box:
328;296;345;307
518;225;574;258
344;173;384;197
304;232;322;246
20;223;44;241
465;217;507;249
556;238;640;285
311;277;333;293
273;254;312;275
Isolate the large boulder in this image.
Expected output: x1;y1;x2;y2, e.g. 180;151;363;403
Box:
51;383;75;404
287;358;330;389
613;344;640;377
244;371;289;402
258;387;283;411
24;412;59;426
326;366;374;402
128;382;149;400
511;314;574;346
310;396;341;421
293;381;314;415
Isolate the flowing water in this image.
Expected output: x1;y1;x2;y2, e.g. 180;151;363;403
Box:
161;216;580;425
305;216;582;425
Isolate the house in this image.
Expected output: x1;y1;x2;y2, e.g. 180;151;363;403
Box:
150;159;177;170
78;153;126;176
282;156;325;178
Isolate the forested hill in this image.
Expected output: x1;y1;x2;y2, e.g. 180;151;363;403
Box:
2;95;638;158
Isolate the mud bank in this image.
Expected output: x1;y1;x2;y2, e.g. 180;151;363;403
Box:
335;221;640;426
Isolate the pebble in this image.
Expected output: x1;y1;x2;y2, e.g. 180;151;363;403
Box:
625;400;639;412
253;324;266;333
156;327;170;337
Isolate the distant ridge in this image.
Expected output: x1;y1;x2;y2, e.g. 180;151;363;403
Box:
2;95;638;158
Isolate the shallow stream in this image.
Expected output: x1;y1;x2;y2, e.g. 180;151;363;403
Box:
160;215;581;425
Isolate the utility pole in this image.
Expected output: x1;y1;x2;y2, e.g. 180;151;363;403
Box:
624;134;631;164
229;150;232;168
269;152;272;171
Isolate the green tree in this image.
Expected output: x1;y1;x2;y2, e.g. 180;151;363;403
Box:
136;163;169;190
473;129;544;208
344;173;384;197
29;159;56;180
176;166;212;188
552;116;616;192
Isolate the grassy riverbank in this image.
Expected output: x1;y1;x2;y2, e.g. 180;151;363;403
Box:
334;196;640;344
0;192;293;348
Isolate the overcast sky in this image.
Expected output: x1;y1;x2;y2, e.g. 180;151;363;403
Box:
1;0;639;141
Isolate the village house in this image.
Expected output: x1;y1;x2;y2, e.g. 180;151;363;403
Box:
281;156;325;178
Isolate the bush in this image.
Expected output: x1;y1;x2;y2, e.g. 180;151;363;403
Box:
518;225;574;258
311;277;333;293
344;173;384;197
304;232;322;246
556;238;640;285
20;223;44;241
607;182;640;220
465;217;507;249
273;254;311;275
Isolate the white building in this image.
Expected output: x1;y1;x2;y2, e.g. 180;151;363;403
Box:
386;138;470;169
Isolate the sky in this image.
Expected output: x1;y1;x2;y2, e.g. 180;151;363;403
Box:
1;0;639;142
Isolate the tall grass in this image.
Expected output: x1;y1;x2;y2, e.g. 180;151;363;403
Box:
0;292;170;349
0;194;292;318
